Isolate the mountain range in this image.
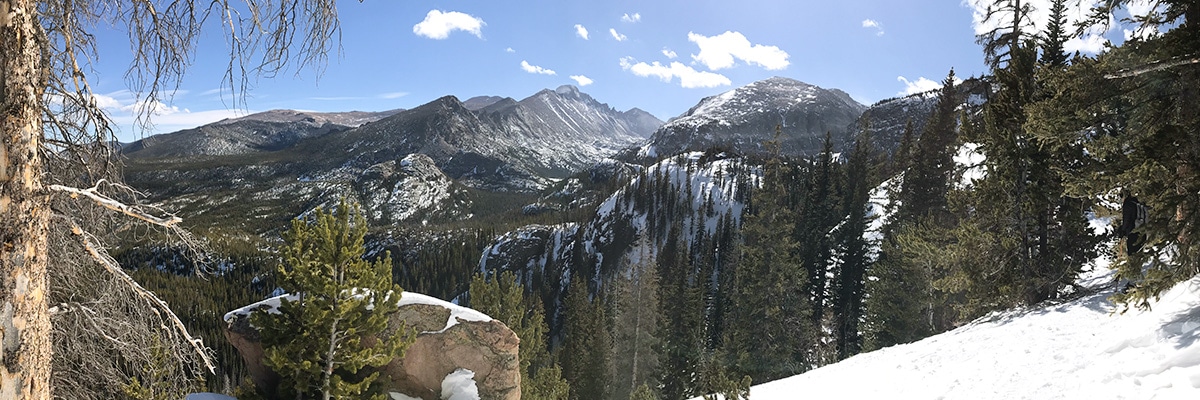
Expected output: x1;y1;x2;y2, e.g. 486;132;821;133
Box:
121;76;982;232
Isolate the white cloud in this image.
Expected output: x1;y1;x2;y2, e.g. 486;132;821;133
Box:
505;47;516;53
687;31;789;71
862;19;885;36
575;24;590;40
92;93;123;109
621;13;641;23
662;48;678;59
569;75;594;86
121;99;182;116
379;92;409;99
610;28;627;41
619;57;731;89
897;76;941;95
962;0;1112;54
413;10;485;40
896;75;964;96
521;60;557;75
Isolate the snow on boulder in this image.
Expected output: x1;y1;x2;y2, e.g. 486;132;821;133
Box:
714;272;1200;399
441;368;481;400
225;291;519;400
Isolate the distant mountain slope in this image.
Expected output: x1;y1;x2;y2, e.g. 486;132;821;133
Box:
122;86;662;230
729;271;1200;399
855;77;989;155
620;77;866;162
121;109;402;158
287;86;662;190
462;96;507;111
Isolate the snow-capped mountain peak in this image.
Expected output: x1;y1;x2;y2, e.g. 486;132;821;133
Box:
622;76;867;163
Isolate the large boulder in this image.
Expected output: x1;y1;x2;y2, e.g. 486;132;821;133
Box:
224;292;520;400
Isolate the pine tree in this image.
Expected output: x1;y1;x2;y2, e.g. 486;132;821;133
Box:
561;276;612;400
252;200;412;400
1041;0;1070;67
724;127;814;383
831;128;877;360
870;72;962;346
798;132;840;334
975;0;1038;69
1028;2;1200;307
610;238;662;400
898;70;961;224
656;223;702;400
962;12;1100;312
468;271;570;400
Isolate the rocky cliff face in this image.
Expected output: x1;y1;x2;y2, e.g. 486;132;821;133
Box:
854;77;990;155
224;292;520;400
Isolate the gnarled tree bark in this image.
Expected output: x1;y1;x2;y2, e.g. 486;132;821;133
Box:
1;0;51;398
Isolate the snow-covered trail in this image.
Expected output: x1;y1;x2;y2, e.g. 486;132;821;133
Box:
749;274;1200;399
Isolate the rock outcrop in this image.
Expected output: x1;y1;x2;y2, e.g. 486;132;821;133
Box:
224;292;520;400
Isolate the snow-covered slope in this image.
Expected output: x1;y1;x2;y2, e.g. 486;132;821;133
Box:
739;272;1200;399
622;77;866;162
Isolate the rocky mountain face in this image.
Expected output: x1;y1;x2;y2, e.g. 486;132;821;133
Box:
121;109;403;158
619;77;867;163
479;152;753;334
122;86;661;230
856;77;989;155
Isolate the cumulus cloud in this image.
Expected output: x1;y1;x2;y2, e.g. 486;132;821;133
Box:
862;19;885;36
963;0;1113;54
413;10;485;39
662;48;678;59
92;93;124;109
92;90;251;138
521;60;556;75
575;24;590;40
610;28;627;41
505;47;516;53
569;75;594;86
687;31;789;71
897;76;942;95
619;57;731;89
621;13;641;23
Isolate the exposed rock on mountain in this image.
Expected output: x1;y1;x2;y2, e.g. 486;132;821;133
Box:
855;77;989;154
122;86;662;229
462;96;507;111
121;109;402;158
620;77;866;162
480;152;753;334
347;153;472;225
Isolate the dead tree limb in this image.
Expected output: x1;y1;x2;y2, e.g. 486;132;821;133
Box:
1105;56;1200;79
63;218;217;374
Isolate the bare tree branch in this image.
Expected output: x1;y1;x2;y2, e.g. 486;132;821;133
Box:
63;217;217;374
1105;56;1200;79
49;179;182;227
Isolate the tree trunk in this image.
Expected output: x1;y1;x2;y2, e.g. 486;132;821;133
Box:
1;0;51;398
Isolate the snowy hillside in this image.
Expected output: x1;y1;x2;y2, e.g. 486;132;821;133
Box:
624;76;866;162
722;139;1200;399
736;270;1200;399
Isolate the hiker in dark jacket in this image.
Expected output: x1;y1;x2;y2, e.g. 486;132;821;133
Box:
1116;192;1147;255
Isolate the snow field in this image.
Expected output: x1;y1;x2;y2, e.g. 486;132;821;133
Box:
741;272;1200;399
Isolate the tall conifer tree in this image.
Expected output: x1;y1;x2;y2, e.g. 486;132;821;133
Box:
253;200;412;400
725;127;814;382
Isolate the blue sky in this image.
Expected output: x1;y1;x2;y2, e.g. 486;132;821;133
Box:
86;0;1144;142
